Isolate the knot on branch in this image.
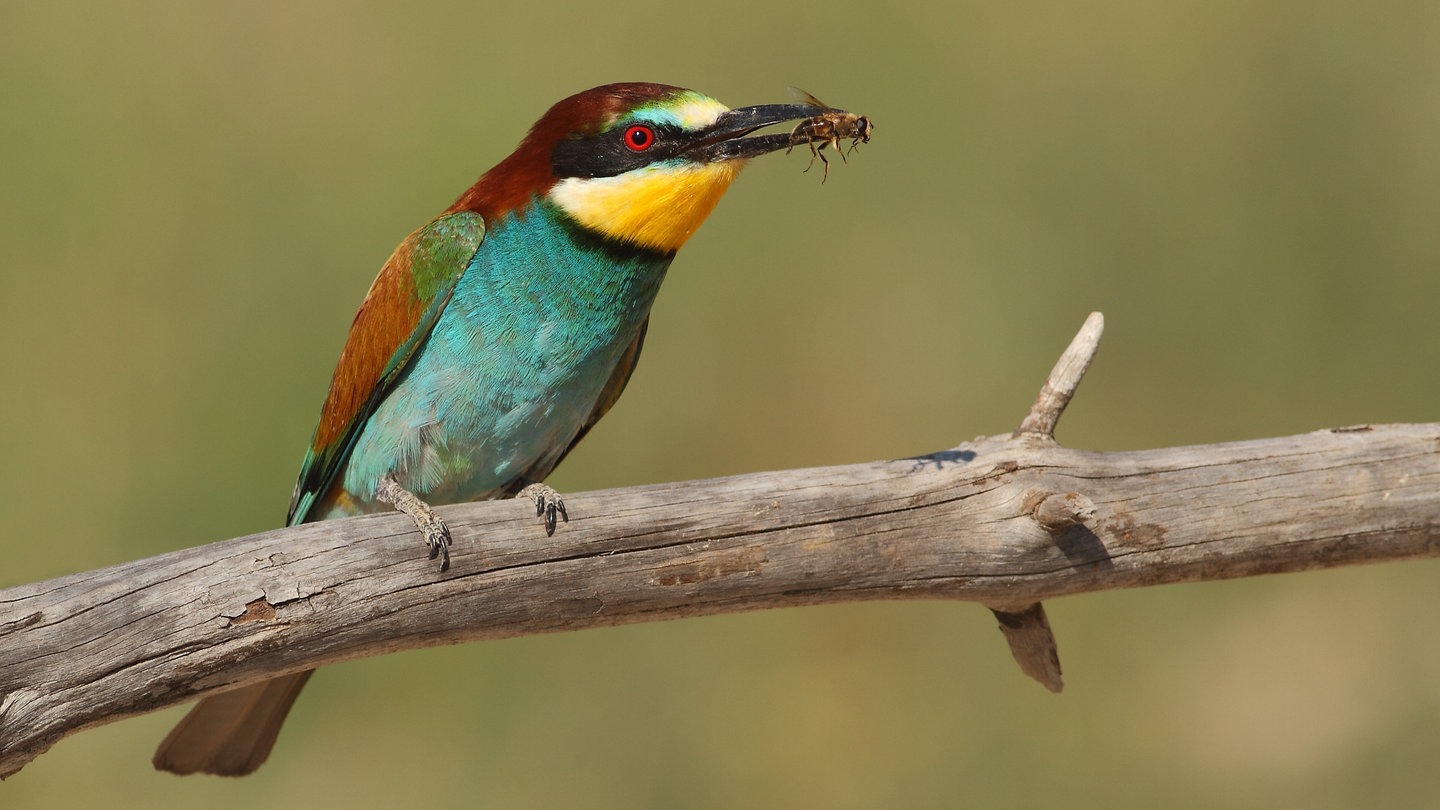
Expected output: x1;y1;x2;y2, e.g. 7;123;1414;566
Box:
1025;490;1097;533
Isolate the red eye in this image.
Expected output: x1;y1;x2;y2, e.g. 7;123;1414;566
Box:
623;124;655;151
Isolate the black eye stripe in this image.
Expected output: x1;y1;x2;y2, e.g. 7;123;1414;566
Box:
551;122;685;178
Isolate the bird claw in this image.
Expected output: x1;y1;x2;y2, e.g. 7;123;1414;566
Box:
517;483;568;536
419;517;452;572
375;474;452;571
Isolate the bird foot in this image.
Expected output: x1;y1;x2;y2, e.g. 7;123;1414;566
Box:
375;474;452;571
517;483;569;536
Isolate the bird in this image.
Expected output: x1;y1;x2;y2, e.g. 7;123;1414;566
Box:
152;82;834;776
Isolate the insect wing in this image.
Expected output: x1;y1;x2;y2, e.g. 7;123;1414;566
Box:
787;86;835;112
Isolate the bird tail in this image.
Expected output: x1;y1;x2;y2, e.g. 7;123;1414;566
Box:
152;670;314;776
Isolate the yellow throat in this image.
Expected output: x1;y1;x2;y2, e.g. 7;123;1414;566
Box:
549;159;744;253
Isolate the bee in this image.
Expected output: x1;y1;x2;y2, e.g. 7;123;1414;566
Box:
786;88;874;182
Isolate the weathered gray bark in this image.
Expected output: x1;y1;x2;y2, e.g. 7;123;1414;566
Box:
2;314;1437;778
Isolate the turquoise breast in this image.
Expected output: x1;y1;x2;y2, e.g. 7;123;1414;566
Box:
324;201;671;516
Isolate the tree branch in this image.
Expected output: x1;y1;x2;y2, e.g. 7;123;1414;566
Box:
3;314;1439;778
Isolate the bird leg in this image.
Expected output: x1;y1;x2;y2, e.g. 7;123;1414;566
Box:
517;482;569;536
375;473;451;571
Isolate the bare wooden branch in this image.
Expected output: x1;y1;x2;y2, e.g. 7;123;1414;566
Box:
3;314;1439;778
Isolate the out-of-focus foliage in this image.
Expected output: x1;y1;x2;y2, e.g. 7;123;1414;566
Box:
3;2;1438;807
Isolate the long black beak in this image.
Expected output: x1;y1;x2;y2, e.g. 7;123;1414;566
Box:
684;102;829;162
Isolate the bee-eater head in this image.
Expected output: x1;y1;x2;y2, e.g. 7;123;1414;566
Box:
449;83;827;253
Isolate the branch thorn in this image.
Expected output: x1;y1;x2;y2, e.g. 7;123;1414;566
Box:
990;603;1064;693
1016;312;1105;439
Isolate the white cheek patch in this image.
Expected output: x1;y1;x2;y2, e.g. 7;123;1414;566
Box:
663;96;729;130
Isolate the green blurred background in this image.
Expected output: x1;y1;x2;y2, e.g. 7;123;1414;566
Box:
4;1;1439;807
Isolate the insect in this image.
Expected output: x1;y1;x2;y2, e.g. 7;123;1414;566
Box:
786;88;874;182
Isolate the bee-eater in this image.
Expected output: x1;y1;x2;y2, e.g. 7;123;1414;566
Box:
153;83;835;776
